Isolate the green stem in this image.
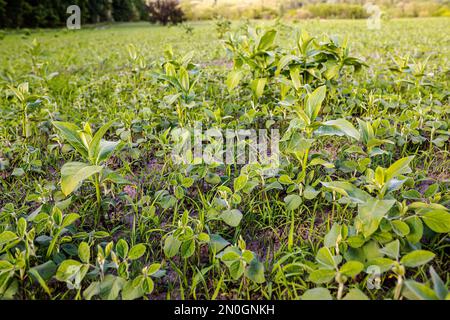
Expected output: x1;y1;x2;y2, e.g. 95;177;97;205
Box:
94;175;101;226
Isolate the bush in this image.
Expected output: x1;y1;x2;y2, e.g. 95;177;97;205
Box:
146;0;185;25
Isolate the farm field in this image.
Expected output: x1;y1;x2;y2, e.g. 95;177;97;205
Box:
0;18;449;300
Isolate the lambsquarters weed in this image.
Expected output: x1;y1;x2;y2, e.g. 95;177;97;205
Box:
0;19;449;300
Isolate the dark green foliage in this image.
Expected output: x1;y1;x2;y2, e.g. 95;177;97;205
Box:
0;0;147;28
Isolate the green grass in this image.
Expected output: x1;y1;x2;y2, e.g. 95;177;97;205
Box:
0;18;449;300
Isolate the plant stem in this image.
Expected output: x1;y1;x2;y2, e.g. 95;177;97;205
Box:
94;175;102;226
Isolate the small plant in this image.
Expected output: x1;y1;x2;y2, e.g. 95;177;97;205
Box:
53;120;127;224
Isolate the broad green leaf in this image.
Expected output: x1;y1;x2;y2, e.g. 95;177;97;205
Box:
88;119;115;162
226;70;243;92
430;266;448;300
229;260;245;280
116;239;129;259
121;280;144;300
343;288;369;300
321;181;371;204
128;244;146;260
405;216;424;244
391;220;410;236
245;259;266;284
257;29;276;51
305;85;326;122
0;231;18;246
380;240;400;260
316;247;338;269
318;119;360;141
164;235;182;258
60;162;103;196
404;280;438;300
400;250;435;268
421;209;450;233
99;274;126;300
367;258;395;273
339;261;364;277
324;223;342;248
180;239;195;258
233;174;248;192
384;156;414;182
249;78;267;99
220;209;243;227
96;140;120;164
356;198;396;237
284;194;302;211
308;269;336;284
78;242;90;263
53;121;88;158
301;287;333;300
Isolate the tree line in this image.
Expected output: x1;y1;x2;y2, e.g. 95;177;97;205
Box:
0;0;149;28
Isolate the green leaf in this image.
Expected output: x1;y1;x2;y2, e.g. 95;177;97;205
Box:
233;174;248;193
404;280;438;300
220;209;243;227
301;287;333;300
321;181;371;204
391;220;410;236
229;260;245;280
343;288;369;300
245;259;266;284
28;268;52;297
83;281;100;300
384;156;414;182
96;140;120;164
257;29;276;51
339;261;364;277
400;250;435;268
60;162;103;196
78;242;90;263
316;247;338;269
421;209;450;233
209;234;230;253
164;235;181;258
324;223;342;248
0;231;18;246
88;119;115;162
99;274;126;300
61;213;80;228
180;239;195;258
226;70;243;92
121;280;145;300
305;85;326;122
367;258;395;273
116;239;129;259
380;240;400;260
53;121;88;158
284;194;302;211
318;119;360;141
405;216;423;244
357;198;396;237
308;269;336;284
429;266;448;300
249;78;267;99
147;263;161;276
128;244;146;260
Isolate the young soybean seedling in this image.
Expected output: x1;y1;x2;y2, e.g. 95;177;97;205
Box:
53;120;128;225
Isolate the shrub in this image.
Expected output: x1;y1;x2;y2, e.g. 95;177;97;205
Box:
146;0;185;25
